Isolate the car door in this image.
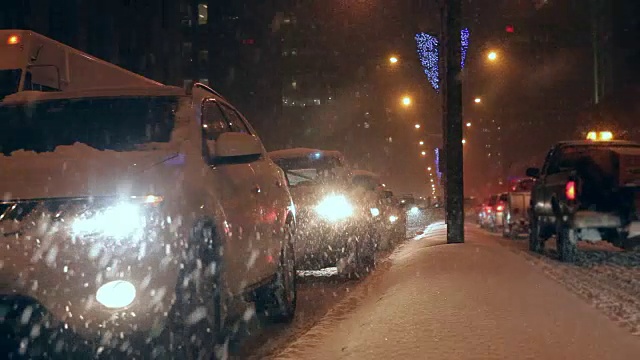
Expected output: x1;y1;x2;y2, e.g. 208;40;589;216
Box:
200;98;264;289
217;103;281;279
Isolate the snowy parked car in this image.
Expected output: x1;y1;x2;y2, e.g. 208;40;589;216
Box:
0;84;296;358
269;148;379;277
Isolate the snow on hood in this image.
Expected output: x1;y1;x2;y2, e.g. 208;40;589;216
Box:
0;142;182;200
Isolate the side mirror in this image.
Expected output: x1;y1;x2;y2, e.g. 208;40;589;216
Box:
525;167;540;178
210;132;262;161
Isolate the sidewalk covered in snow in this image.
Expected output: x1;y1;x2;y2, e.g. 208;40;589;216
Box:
275;222;640;359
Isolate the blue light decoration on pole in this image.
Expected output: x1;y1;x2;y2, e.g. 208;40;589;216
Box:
434;147;443;182
415;28;470;92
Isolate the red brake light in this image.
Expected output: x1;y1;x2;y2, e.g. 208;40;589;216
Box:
565;181;576;201
496;205;504;212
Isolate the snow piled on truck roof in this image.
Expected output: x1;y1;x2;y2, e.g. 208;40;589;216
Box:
1;86;185;105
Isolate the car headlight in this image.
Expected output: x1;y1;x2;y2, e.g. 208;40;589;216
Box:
370;207;380;217
72;196;162;240
389;215;398;223
315;194;354;222
96;280;136;309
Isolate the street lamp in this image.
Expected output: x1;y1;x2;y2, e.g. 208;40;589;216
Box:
389;56;399;64
421;151;426;156
487;51;498;61
402;96;412;107
466;122;471;127
427;167;432;171
462;139;466;144
474;97;481;104
419;140;425;146
414;124;421;129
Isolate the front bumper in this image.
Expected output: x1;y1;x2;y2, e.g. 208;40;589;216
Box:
295;211;374;269
0;227;182;342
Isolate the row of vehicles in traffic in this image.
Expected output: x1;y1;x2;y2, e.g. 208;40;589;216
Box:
0;30;410;358
476;137;640;263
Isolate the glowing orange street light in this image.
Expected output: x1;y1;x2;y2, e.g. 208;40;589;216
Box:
402;96;412;107
466;122;471;127
462;139;467;144
389;56;399;64
487;51;498;61
414;124;421;129
419;140;425;145
474;97;481;104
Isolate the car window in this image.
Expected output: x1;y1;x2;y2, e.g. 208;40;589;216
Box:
219;104;250;133
202;100;230;140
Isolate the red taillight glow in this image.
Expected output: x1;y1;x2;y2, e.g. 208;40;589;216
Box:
496;205;504;212
565;181;576;201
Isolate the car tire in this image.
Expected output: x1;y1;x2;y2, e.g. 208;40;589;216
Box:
556;221;578;263
529;214;544;253
342;230;376;279
502;218;510;238
152;221;224;360
257;224;297;323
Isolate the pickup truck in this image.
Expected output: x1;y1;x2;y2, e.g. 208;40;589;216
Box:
527;140;640;262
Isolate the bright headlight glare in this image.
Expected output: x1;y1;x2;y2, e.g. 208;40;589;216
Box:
410;206;420;214
370;207;380;217
72;202;147;239
315;194;354;222
389;215;398;223
96;280;136;309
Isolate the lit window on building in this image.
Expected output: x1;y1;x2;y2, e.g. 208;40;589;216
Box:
313;98;321;105
291;49;298;56
291;80;297;89
198;4;208;25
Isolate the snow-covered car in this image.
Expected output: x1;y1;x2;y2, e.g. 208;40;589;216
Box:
351;170;399;250
269;148;379;276
0;84;297;358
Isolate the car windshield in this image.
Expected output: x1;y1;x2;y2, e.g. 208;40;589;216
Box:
275;156;345;187
0;96;179;155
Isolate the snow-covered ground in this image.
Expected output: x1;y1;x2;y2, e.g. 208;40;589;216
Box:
490;231;640;336
273;222;640;359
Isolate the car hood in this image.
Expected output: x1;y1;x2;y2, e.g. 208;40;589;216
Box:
0;143;183;200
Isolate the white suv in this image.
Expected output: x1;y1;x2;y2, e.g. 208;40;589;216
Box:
0;84;296;358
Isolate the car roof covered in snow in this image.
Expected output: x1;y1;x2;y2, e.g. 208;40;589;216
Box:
268;148;344;161
1;86;186;105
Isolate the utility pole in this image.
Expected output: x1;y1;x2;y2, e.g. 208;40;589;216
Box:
441;0;464;243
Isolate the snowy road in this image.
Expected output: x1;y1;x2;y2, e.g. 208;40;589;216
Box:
488;229;640;336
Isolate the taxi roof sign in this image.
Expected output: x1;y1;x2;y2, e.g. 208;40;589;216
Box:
587;131;613;141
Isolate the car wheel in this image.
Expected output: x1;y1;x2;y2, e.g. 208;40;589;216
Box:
529;214;544;253
153;222;224;359
257;224;297;323
556;221;578;263
502;219;510;238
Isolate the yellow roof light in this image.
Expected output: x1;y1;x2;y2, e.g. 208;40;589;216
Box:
7;34;20;45
599;131;613;141
586;131;613;141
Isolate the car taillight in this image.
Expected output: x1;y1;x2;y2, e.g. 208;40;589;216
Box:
496;205;504;212
485;206;492;213
565;181;576;201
